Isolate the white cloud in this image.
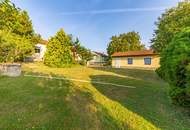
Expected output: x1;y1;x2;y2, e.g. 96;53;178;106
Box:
60;7;169;15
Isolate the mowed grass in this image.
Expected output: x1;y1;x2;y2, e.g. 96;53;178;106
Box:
0;63;189;130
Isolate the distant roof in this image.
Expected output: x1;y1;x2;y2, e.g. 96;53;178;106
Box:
39;40;48;45
112;50;158;57
93;51;108;57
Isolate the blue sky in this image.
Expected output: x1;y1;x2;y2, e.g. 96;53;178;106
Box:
12;0;181;52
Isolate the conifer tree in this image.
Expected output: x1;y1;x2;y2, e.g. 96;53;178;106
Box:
44;29;74;67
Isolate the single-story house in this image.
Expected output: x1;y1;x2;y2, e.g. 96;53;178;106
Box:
33;40;48;61
112;50;160;69
87;51;108;66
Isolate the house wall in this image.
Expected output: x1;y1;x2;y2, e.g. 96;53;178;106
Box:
91;55;105;63
112;55;160;69
34;44;47;61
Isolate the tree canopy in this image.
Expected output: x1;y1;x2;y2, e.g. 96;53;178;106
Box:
151;1;190;52
44;29;74;67
0;0;34;37
0;30;34;62
157;28;190;107
70;36;93;65
107;31;145;60
0;0;40;62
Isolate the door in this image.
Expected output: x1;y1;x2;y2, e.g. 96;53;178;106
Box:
115;58;120;68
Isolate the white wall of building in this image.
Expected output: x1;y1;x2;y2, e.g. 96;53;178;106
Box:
34;44;47;61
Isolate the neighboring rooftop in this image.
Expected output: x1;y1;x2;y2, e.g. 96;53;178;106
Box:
39;40;48;45
93;51;108;57
112;50;158;57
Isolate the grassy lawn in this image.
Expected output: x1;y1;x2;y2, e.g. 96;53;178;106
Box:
0;63;189;130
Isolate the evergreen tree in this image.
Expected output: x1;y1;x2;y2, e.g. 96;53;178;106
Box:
44;29;74;67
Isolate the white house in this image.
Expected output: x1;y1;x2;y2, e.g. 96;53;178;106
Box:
87;51;108;66
33;40;48;61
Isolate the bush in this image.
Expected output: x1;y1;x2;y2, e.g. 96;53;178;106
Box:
44;29;74;67
158;28;190;107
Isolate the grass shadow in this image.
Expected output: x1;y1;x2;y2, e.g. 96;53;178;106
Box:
89;73;190;130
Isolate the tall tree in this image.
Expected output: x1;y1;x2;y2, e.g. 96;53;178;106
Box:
157;28;190;107
151;1;190;52
0;0;40;62
107;31;145;60
0;0;34;37
44;29;74;67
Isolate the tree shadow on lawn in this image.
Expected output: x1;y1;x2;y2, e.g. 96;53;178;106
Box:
91;67;165;85
21;72;159;129
89;74;190;130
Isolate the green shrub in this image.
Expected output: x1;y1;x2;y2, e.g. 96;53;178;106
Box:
158;28;190;107
44;29;74;67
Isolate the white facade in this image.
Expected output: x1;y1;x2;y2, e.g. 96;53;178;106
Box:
34;43;47;61
87;51;108;66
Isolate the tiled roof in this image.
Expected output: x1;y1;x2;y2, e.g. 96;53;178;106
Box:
112;50;158;57
39;40;48;45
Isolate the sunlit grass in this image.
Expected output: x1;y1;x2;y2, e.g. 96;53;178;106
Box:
0;62;189;130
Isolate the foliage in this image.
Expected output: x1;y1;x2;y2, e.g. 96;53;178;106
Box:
158;28;190;107
77;45;93;65
151;1;190;52
70;36;93;65
0;0;34;37
0;30;34;62
44;29;74;67
0;0;41;62
107;31;145;61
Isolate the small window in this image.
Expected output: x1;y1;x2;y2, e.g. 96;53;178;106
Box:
127;58;133;64
144;58;151;65
35;48;40;53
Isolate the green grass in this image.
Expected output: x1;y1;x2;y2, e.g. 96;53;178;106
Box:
0;63;189;130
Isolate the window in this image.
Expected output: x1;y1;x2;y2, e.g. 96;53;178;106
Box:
144;58;151;65
127;58;133;64
35;48;40;53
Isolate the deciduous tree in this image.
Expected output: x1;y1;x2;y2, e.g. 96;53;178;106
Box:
151;1;190;52
157;28;190;107
0;30;34;62
107;31;145;61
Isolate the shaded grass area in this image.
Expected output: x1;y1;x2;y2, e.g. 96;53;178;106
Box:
0;63;189;130
91;67;190;130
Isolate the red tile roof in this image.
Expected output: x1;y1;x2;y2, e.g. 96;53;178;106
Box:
112;50;158;57
39;40;48;45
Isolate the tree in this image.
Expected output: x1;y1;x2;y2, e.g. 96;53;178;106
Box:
76;45;93;65
157;28;190;107
107;31;145;61
0;0;34;37
0;30;34;62
69;35;93;65
44;29;74;67
151;1;190;52
0;0;41;62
